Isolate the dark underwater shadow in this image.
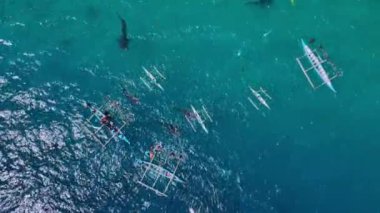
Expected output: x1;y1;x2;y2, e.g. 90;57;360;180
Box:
244;0;273;8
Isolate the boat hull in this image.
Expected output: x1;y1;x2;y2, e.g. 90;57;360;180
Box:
301;39;336;93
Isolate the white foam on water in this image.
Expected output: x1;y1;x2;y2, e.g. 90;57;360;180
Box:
0;39;13;46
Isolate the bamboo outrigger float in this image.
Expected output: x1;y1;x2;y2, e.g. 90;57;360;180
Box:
140;66;166;91
136;143;185;197
183;105;212;134
81;101;130;148
247;86;272;111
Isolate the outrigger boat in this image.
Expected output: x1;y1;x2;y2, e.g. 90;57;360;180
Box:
296;39;342;93
184;105;212;134
191;105;208;134
136;143;185;197
248;86;272;111
81;101;130;148
140;66;166;91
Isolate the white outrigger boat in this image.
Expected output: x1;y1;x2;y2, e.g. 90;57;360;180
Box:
140;66;166;92
296;39;342;93
136;144;185;197
191;105;208;134
81;101;130;148
248;86;272;111
184;105;213;134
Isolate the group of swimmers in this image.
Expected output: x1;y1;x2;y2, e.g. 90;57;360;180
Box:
86;85;202;141
84;102;122;136
148;142;185;163
119;84;201;138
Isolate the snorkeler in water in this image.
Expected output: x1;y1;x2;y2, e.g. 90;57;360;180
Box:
84;101;91;108
173;107;196;119
101;111;112;126
159;119;181;137
149;142;163;160
167;123;180;137
317;44;331;61
84;102;97;113
309;38;316;44
112;126;119;133
168;151;185;162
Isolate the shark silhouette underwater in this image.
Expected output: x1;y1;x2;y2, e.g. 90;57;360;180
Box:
117;14;130;50
245;0;273;7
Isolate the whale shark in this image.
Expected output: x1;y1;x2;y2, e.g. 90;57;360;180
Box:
245;0;273;7
118;14;129;50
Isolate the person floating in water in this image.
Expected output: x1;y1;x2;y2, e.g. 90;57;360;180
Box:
173;107;197;120
85;101;92;108
169;151;184;161
159;119;180;137
111;126;119;133
167;123;180;137
309;40;338;72
149;143;163;161
85;102;100;115
317;44;329;60
117;14;129;50
307;38;329;60
101;111;112;127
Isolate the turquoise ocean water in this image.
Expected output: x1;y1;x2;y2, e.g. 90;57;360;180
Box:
1;0;380;212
